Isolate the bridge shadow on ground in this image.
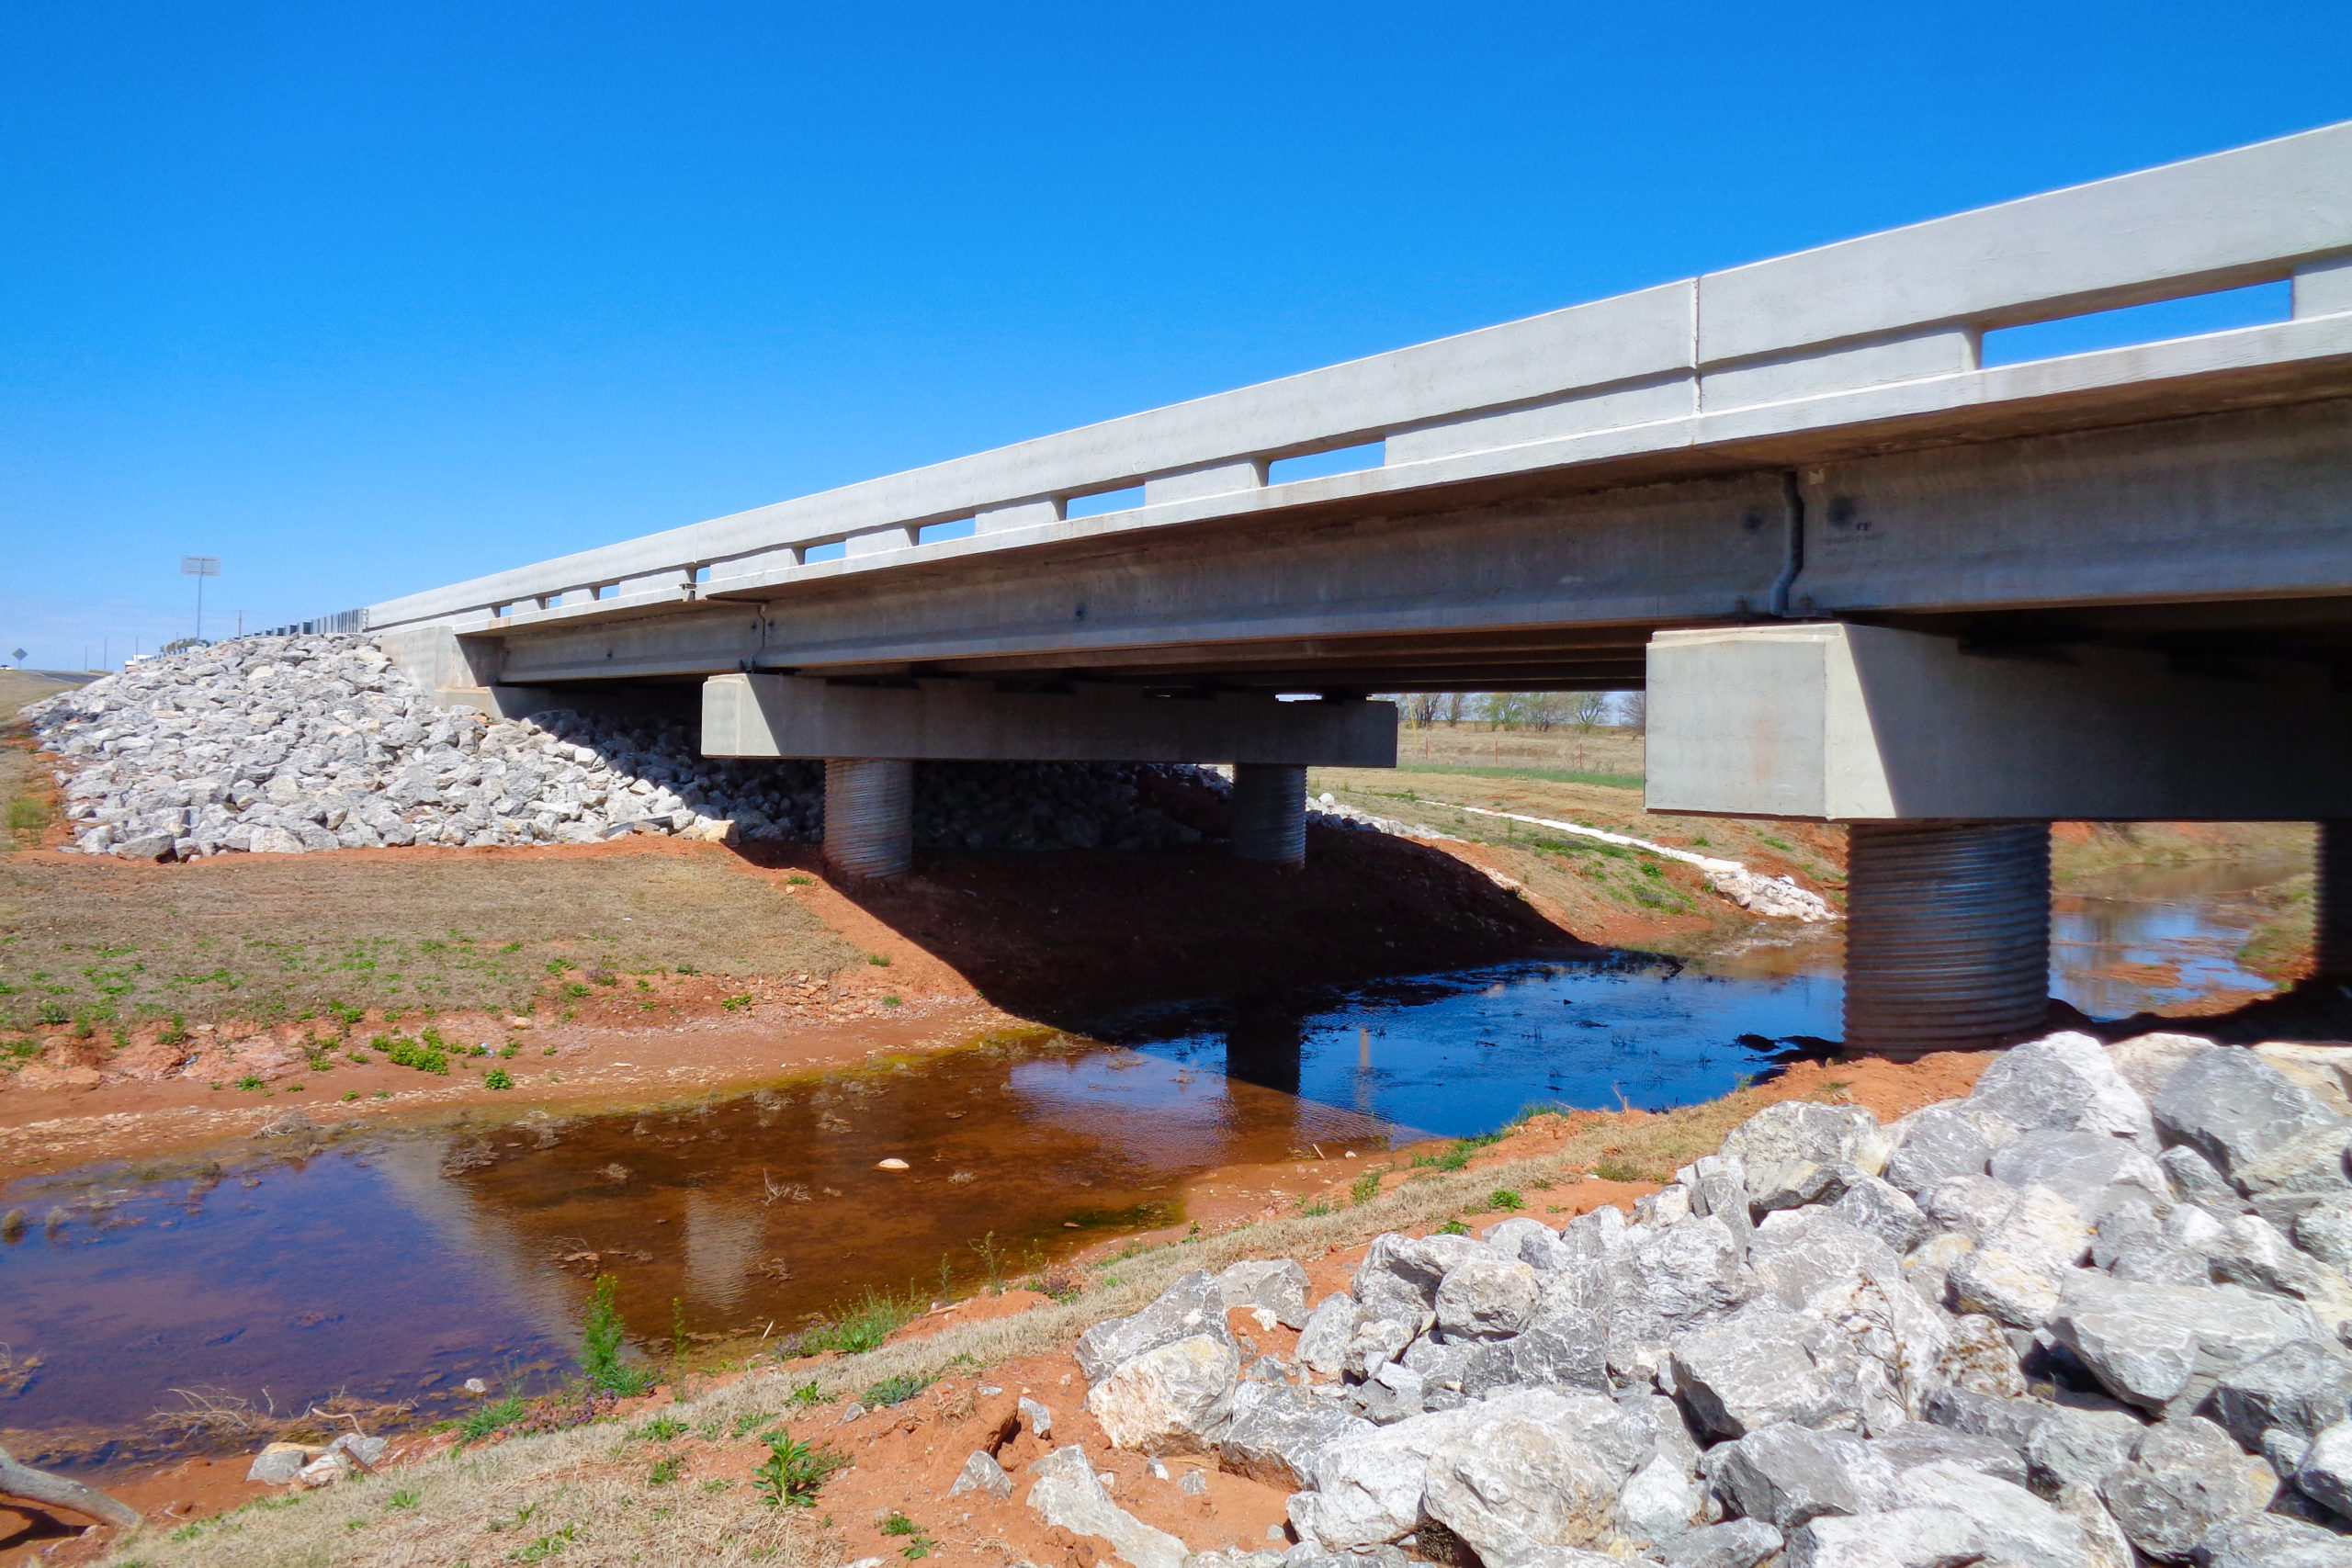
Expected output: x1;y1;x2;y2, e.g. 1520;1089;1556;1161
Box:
731;780;1603;1033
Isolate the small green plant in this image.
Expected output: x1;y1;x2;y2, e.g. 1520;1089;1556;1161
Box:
737;1407;788;1436
1295;1197;1333;1217
701;1477;731;1494
672;1297;689;1359
786;874;814;886
865;953;891;967
861;1371;931;1408
235;1074;264;1091
883;1511;933;1559
880;995;901;1007
719;994;753;1012
1489;1189;1524;1212
1350;1168;1383;1205
483;1068;514;1090
647;1456;683;1486
633;1415;687;1442
514;1522;577;1562
752;1432;846;1507
499;1043;520;1058
1436;1219;1472;1236
459;1395;527;1443
546;958;576;975
582;1273;654;1395
543;1043;559;1055
326;1000;366;1029
786;1382;823;1409
341;1089;360;1101
388;1490;421;1509
373;1032;449;1075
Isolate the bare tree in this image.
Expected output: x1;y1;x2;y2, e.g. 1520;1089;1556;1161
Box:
1441;693;1467;727
1618;690;1647;733
1568;692;1612;733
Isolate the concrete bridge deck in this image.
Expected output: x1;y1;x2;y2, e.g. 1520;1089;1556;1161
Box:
360;119;2352;697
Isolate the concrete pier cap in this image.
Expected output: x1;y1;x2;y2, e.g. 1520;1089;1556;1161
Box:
1645;622;2352;1054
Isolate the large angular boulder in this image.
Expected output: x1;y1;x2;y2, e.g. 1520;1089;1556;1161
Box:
1884;1106;1996;1199
1485;1215;1577;1270
2208;1213;2352;1325
1603;1216;1754;1382
2046;1270;2324;1415
2153;1046;2346;1180
1894;1458;2098;1568
1781;1508;1986;1568
2104;1033;2214;1103
1085;1332;1242;1451
1216;1382;1374;1487
1435;1254;1541;1339
2210;1338;2352;1450
1826;1172;1930;1256
1657;1518;1781;1568
1025;1444;1189;1568
1295;1293;1367;1379
2232;1124;2352;1224
2297;1194;2352;1270
1669;1303;1860;1438
1402;1331;1516;1401
1618;1452;1702;1544
1720;1102;1892;1190
2294;1417;2352;1518
2155;1145;2244;1212
1509;1289;1611;1393
1076;1270;1233;1383
1700;1422;1895;1529
1351;1233;1491;1318
1989;1130;2171;1217
1287;1404;1487;1549
1947;1185;2091;1329
1967;1032;2155;1148
2098;1416;2277;1564
2190;1512;2352;1568
1746;1209;1951;1422
1866;1419;2029;1486
1919;1386;2143;1495
1420;1403;1623;1562
1217;1259;1313;1328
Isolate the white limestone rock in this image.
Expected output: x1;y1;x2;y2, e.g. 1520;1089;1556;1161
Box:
1077;1271;1233;1385
950;1450;1012;1500
1967;1032;2156;1149
2048;1270;2324;1415
2192;1510;2352;1568
1947;1184;2092;1329
1216;1259;1312;1330
1216;1381;1374;1488
2154;1046;2346;1181
1894;1458;2096;1568
2104;1032;2215;1103
2098;1416;2278;1564
1434;1253;1541;1339
1026;1445;1189;1568
1295;1293;1367;1380
1700;1422;1896;1529
1883;1106;1996;1199
1781;1508;1986;1568
1085;1332;1242;1452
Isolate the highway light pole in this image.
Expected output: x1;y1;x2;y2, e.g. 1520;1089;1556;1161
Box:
181;556;220;642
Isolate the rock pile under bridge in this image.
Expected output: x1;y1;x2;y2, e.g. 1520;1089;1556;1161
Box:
22;636;1201;862
1003;1032;2352;1568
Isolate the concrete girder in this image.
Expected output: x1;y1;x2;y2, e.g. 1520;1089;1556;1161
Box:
701;674;1396;767
1645;621;2352;823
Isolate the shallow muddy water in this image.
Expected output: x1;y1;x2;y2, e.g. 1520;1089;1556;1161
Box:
0;855;2301;1462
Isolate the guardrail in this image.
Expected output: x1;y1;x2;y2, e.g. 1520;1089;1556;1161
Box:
368;119;2352;638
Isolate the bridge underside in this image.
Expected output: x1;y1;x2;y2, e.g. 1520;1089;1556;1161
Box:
381;393;2352;1056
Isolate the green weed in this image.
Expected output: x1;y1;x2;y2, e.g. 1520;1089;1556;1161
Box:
582;1274;654;1395
1489;1189;1524;1212
632;1415;686;1442
1350;1168;1383;1205
647;1456;682;1486
752;1432;847;1507
459;1395;527;1444
861;1372;931;1408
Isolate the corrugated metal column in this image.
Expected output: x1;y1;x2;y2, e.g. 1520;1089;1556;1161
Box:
2318;820;2352;979
1230;763;1306;866
823;759;913;879
1843;821;2052;1056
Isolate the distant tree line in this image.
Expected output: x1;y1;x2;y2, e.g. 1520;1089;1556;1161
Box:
1391;691;1645;732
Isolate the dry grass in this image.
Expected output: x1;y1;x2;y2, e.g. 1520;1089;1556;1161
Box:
0;851;860;1033
101;1090;1781;1568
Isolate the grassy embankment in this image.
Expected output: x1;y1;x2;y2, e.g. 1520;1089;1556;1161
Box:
99;1069;1891;1568
0;675;860;1051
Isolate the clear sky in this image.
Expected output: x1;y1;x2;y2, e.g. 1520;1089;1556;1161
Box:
5;2;2348;667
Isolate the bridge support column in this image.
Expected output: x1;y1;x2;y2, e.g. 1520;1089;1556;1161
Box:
1647;622;2352;1055
823;759;913;879
1230;764;1306;866
2317;821;2352;981
1844;822;2052;1057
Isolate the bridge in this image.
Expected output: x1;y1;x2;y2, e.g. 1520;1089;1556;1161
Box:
359;120;2352;1055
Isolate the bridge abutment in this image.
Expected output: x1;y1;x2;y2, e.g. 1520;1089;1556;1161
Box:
1649;622;2352;1054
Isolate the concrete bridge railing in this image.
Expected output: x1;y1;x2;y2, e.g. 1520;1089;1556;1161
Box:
365;119;2352;640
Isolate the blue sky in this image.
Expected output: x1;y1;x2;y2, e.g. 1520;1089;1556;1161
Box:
5;2;2348;667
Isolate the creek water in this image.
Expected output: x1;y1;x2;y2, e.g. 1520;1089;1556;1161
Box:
0;856;2301;1461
